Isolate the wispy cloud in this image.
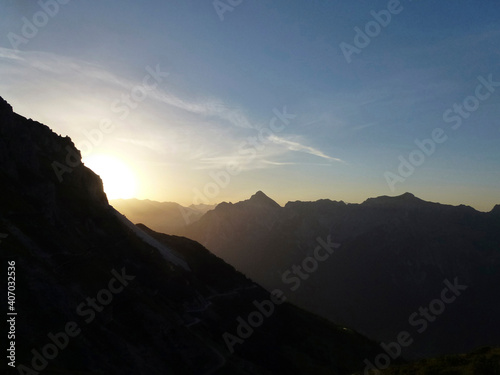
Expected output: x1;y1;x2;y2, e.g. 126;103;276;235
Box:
267;135;344;162
0;48;254;130
351;122;379;132
147;90;254;129
261;160;333;167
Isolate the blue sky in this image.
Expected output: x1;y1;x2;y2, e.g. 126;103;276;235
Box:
1;0;499;210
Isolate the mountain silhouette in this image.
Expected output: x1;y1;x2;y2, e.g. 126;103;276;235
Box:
247;190;281;208
182;191;500;359
0;96;386;374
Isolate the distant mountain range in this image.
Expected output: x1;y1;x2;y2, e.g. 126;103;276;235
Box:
181;191;500;359
116;190;500;359
0;96;383;374
110;198;215;234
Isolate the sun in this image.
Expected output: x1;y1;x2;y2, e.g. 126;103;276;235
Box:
83;154;138;200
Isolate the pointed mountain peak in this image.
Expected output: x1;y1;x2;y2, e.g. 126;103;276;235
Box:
248;191;281;208
251;190;268;200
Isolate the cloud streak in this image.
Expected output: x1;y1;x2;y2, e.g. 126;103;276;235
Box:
0;48;254;131
267;135;344;162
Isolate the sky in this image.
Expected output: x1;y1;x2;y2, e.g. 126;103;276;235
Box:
0;0;499;211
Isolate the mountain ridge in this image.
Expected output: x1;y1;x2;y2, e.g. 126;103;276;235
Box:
112;191;496;233
181;189;500;359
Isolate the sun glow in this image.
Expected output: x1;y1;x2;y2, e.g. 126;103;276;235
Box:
83;154;138;200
